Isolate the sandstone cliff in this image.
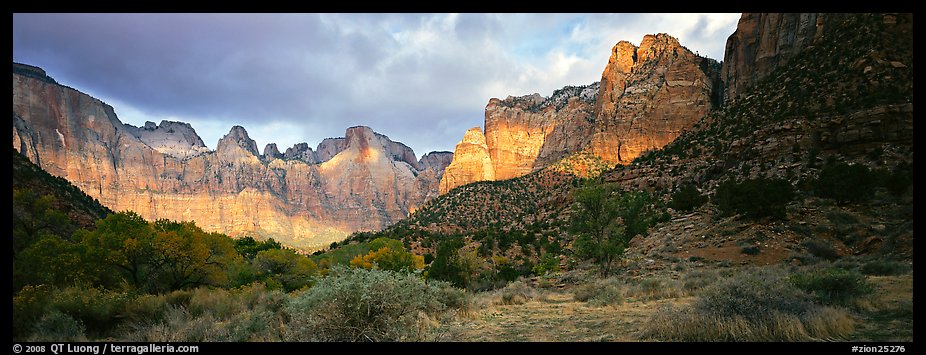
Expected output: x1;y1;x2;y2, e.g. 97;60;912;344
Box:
607;13;913;193
439;127;496;194
124;120;210;159
589;33;721;164
282;142;318;163
721;13;855;101
485;84;599;180
12;67;451;250
418;151;454;174
439;33;720;193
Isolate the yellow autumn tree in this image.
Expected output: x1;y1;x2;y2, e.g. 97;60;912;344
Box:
350;238;424;273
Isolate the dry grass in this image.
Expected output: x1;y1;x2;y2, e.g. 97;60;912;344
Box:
643;304;854;341
625;277;687;301
444;290;691;341
487;280;548;306
641;267;857;341
849;275;914;341
573;278;624;307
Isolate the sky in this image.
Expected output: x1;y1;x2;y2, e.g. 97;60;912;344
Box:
12;13;740;156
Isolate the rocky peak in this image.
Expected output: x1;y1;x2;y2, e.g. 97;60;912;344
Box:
439;127;495;194
591;32;720;164
316;137;347;162
343;126;380;157
13;62;57;85
263;143;282;160
375;132;421;170
316;126;421;168
419;151;454;172
595;40;638;118
283;142;318;164
216;125;259;158
126;120;209;159
461;127;489;146
611;40;638;74
636;33;684;63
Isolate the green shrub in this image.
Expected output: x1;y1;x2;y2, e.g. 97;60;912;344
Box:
790;268;872;305
573;278;624;307
625;277;685;301
815;162;877;203
29;310;86;342
122;294;171;324
880;166;912;196
669;185;707;212
48;286;131;335
531;254;560;276
714;178;794;219
697;270;814;321
188;288;241;318
497;280;544;305
802;239;840;261
13;285;54;339
681;268;719;293
121;285;288;342
860;260;909;276
285;267;466;341
642;268;854;341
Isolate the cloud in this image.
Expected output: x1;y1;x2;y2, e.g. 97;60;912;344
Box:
13;13;740;156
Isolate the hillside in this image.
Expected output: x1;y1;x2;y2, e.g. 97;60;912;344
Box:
340;13;913;268
11;12;913;344
611;13;913;192
13;148;112;232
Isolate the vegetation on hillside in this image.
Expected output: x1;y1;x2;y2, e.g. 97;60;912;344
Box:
12;157;469;341
12;13;913;343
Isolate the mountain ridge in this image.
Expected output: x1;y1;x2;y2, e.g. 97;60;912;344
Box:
12;68;452;250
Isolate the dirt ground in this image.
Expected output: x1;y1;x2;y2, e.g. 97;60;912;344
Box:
438;273;913;342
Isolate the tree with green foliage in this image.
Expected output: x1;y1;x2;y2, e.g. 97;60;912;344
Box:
814;162;877;204
72;212;242;292
531;253;560;275
569;184;627;276
254;249;318;292
427;237;467;287
75;211;156;290
13;189;87;291
714;178;794;219
13;189;69;258
570;184;662;276
669;184;707;212
349;237;424;273
149;220;241;292
15;235;88;290
234;236;282;259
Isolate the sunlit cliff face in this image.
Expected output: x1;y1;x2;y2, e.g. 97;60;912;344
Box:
13;71;444;251
437;34;719;195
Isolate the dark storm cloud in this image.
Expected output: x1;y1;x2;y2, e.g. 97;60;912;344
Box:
12;13;739;155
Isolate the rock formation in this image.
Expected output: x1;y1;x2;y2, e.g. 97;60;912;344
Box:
484;84;599;180
316;138;347;162
12;66;451;250
418;151;454;174
589;33;721;164
263;143;282;160
439;127;496;194
282;142;318;163
124;120;210;159
721;13;851;101
439;33;720;193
